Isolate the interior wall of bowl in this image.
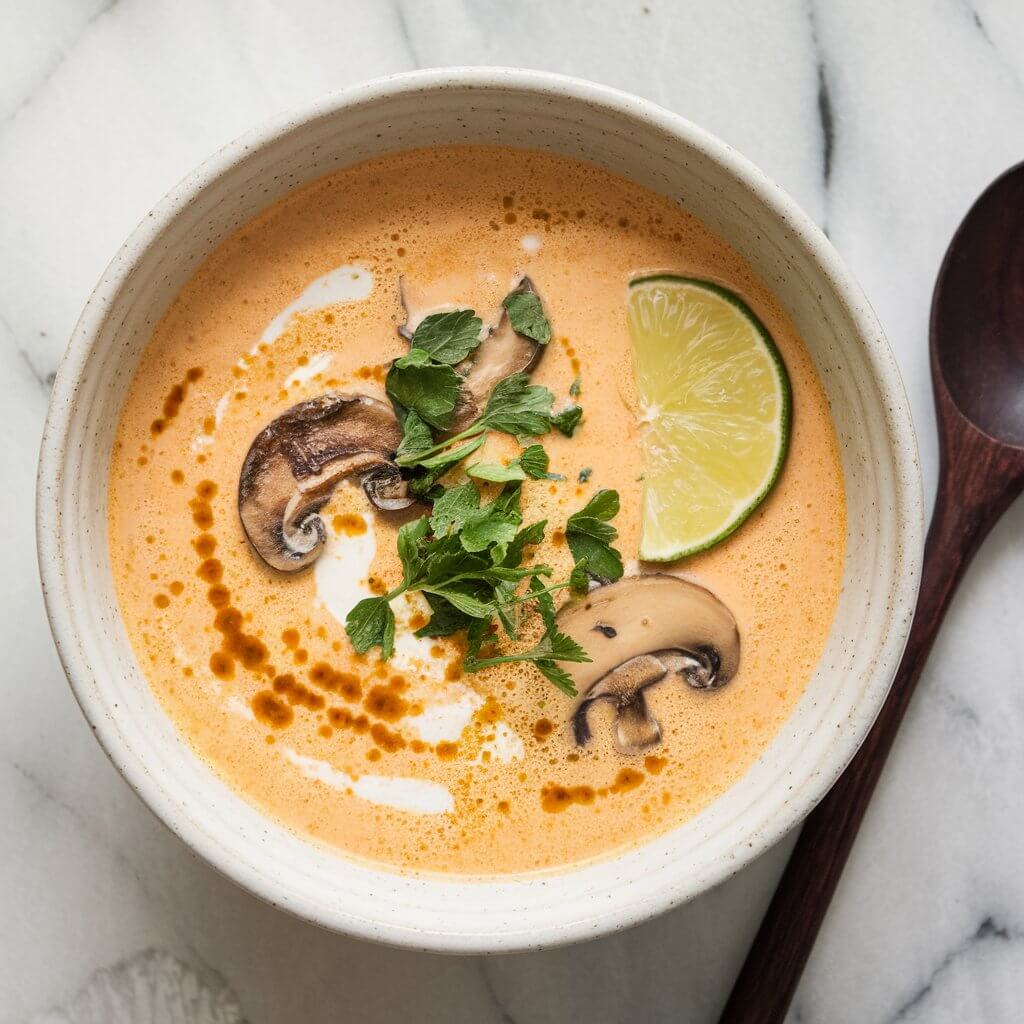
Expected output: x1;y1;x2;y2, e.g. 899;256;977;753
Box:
51;79;916;947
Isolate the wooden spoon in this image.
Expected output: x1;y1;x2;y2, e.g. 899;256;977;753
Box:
719;161;1024;1023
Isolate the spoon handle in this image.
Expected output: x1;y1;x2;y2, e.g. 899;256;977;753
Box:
718;412;1024;1024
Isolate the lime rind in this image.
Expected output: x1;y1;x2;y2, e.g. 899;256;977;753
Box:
627;274;792;561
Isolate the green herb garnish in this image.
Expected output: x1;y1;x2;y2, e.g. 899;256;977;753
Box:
569;375;582;398
502;291;552;344
552;404;583;437
396;373;555;468
344;481;595;695
347;287;613;696
565;489;624;583
386;349;460;429
468;444;562;484
411;309;484;364
578;467;592;483
467;461;528;483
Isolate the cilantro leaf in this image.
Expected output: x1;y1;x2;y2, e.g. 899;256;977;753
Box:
569;556;590;595
396;516;429;585
493;579;520;639
529;574;557;631
459;503;521;552
551;404;583;437
345;596;396;659
386;349;460;429
572;488;620;521
409;435;485;471
467;461;528;483
502;290;552;344
415;593;474;637
421;585;494;619
396;410;434;463
502;519;546;567
565;532;623;581
566;489;623;582
408;475;445;501
491;482;523;517
429;482;480;535
480;373;554;436
411;309;483;364
518;443;562;480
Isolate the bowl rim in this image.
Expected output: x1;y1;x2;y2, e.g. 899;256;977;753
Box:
36;66;924;951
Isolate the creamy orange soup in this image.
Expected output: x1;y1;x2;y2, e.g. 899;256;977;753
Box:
108;146;845;875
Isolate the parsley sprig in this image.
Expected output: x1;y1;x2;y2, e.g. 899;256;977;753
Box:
345;482;607;696
347;292;607;696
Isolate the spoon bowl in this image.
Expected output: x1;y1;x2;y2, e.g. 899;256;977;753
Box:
932;160;1024;447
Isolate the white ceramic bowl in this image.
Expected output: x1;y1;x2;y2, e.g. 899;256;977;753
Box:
37;68;922;952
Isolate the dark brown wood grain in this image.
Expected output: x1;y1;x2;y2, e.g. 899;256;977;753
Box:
719;161;1024;1024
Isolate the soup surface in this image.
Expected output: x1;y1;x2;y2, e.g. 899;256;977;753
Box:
108;146;845;875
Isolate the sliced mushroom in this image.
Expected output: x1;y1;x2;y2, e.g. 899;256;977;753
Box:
238;392;414;572
556;574;741;755
399;275;547;431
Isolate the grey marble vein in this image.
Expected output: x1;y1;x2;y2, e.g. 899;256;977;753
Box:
393;1;423;69
807;0;835;235
886;917;1021;1023
476;961;518;1024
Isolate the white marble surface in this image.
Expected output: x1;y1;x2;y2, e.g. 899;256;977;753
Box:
3;0;1024;1020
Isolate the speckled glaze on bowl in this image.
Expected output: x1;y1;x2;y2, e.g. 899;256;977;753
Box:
36;68;923;953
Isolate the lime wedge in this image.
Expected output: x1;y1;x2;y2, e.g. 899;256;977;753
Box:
626;275;791;561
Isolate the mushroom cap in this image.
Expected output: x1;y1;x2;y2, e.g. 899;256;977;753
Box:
558;574;741;754
558;574;741;690
238;392;412;573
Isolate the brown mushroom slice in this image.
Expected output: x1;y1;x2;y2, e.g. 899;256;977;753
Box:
557;575;741;754
451;277;545;429
398;275;548;431
238;392;413;572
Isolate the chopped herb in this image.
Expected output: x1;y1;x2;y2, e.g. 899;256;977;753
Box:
578;467;593;483
429;481;480;535
569;556;590;595
502;290;552;344
414;593;474;638
411;309;483;364
481;374;556;436
459;502;521;552
385;349;460;429
396;373;555;468
565;489;624;582
464;627;589;671
569;375;582;398
395;410;434;463
518;443;563;480
416;436;485;470
502;519;546;568
349;287;596;696
345;596;396;659
552;404;583;437
467;461;528;483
